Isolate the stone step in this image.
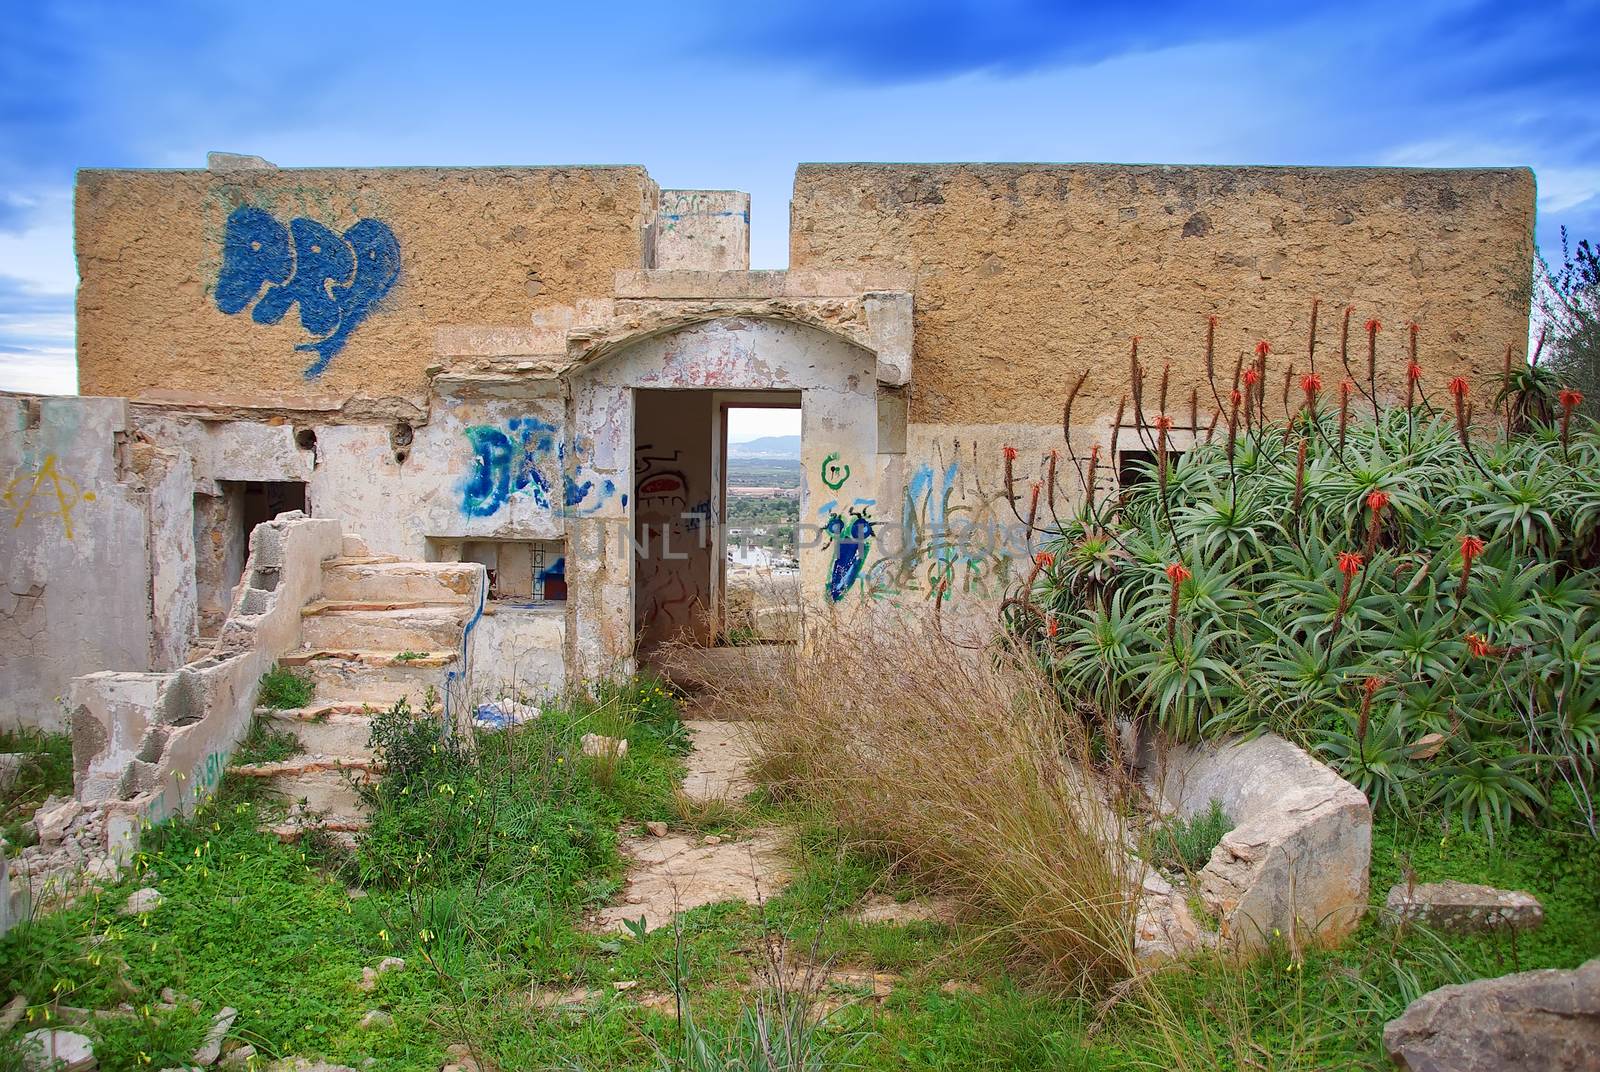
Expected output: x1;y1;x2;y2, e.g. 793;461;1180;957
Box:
320;561;480;605
300;605;467;652
324;554;404;567
341;533;372;557
283;652;454;706
228;761;378;816
263;709;381;757
302;599;463;615
268;825;368;851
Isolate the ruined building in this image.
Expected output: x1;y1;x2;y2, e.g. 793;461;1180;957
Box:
0;158;1533;850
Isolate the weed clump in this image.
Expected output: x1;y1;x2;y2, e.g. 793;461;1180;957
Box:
257;664;313;710
1144;798;1232;874
716;618;1139;993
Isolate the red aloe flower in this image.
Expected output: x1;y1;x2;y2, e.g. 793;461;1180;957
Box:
1363;489;1389;558
1301;372;1323;400
1255;340;1272;358
1358;675;1385;744
1164;561;1191;647
1046;615;1060;639
1242;367;1261;388
1457;533;1486;603
1330;550;1364;644
1448;377;1471;444
1559;388;1585;451
1407;362;1423;383
1365;318;1381;336
1034;550;1055;568
1002;445;1018;461
1465;633;1499;659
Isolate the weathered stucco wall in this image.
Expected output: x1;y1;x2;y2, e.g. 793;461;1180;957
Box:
1;396;161;730
77;166;657;405
790;164;1535;426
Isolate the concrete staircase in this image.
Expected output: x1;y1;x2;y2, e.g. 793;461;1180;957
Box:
228;534;481;844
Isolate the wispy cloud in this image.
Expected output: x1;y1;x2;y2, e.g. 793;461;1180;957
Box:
0;273;75;394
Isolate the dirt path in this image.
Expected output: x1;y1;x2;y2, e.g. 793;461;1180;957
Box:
592;717;790;933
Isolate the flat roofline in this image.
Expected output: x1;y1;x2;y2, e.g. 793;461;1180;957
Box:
795;160;1533;175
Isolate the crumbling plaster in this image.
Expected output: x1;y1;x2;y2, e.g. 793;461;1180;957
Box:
1;396;160;731
70;515;343;856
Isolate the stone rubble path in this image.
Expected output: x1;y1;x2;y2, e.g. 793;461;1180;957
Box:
592;716;789;933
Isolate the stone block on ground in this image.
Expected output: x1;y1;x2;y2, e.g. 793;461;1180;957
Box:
21;1028;96;1072
1384;881;1544;934
1383;957;1600;1071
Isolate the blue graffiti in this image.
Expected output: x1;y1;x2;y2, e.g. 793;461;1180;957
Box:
824;507;875;602
215;205;400;378
460;417;616;518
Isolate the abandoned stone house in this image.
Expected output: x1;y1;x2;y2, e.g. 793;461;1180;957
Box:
0;157;1534;850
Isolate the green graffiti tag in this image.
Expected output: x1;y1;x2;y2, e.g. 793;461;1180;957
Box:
820;452;850;491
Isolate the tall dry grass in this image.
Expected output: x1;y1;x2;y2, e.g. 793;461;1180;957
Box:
697;612;1140;994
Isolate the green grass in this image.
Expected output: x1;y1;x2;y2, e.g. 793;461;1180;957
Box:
3;678;1596;1072
1145;798;1233;874
256;665;314;710
1;728;74;848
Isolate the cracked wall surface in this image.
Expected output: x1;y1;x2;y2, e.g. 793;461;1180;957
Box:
790;163;1535;425
1;396;159;731
76;165;657;404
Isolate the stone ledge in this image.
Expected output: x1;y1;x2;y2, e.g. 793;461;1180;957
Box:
613;268;915;300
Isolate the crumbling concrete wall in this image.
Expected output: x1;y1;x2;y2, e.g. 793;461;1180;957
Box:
77;165;658;405
0;396;174;731
70;514;342;853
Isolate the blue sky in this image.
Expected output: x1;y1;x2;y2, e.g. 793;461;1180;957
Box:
3;0;1598;394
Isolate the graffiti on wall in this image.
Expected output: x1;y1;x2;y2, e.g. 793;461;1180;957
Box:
812;452;875;602
4;455;96;539
860;442;1019;601
460;417;617;518
214;205;400;378
634;446;708;639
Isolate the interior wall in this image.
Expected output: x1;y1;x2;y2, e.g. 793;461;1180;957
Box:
634;389;715;653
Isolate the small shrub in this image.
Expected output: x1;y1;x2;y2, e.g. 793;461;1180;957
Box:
257;664;313;709
1145;798;1232;874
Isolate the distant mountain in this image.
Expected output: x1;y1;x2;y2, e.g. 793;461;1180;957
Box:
729;435;800;458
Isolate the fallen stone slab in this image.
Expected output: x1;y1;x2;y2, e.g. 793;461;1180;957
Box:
592;829;790;932
121;887;164;916
1384;957;1600;1071
1385;881;1544;934
21;1028;96;1072
1147;733;1371;952
191;1006;237;1066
